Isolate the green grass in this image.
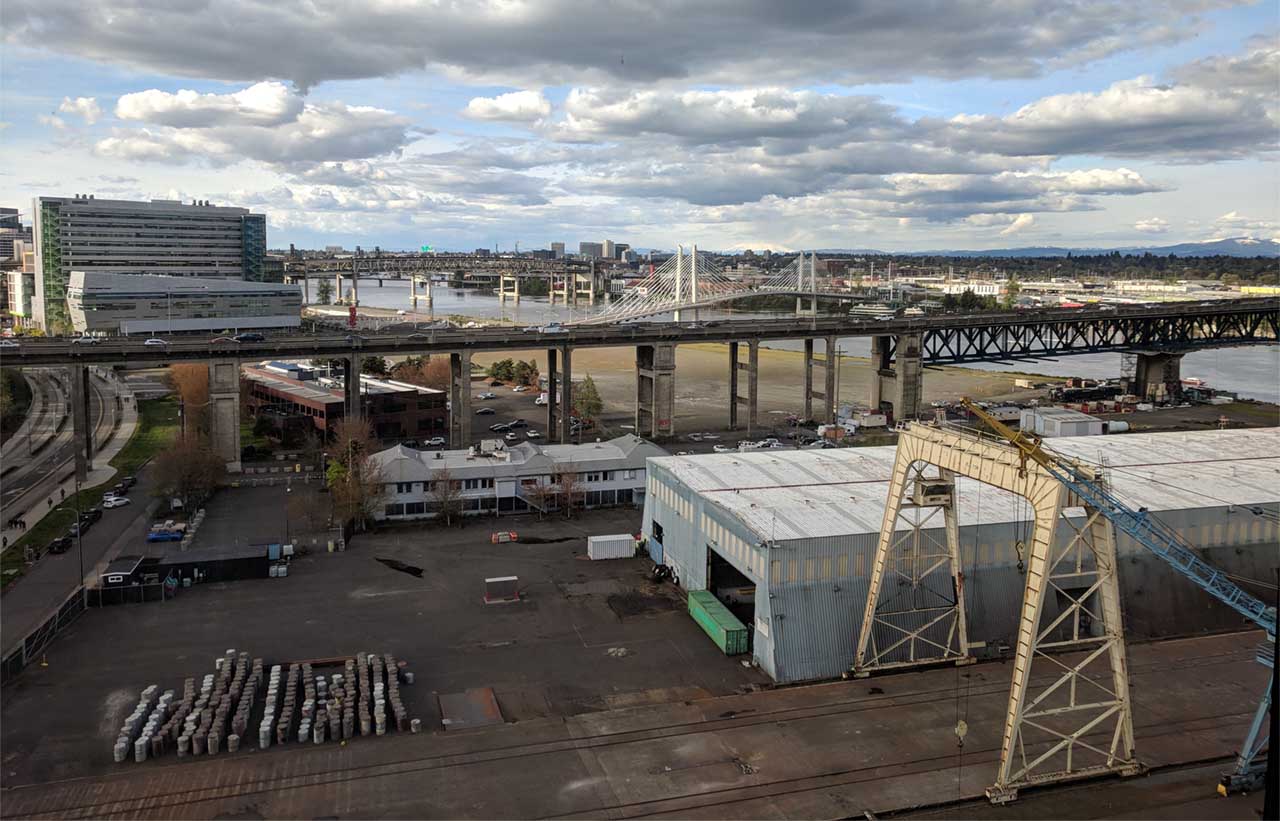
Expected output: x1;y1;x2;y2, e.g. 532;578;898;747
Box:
239;418;273;452
1;397;179;592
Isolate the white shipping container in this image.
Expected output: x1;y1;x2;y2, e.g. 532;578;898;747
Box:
857;413;888;428
588;533;636;560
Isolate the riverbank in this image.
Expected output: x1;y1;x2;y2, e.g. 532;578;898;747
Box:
471;343;1055;435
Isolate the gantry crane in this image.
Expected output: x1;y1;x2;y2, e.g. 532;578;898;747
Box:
959;398;1275;796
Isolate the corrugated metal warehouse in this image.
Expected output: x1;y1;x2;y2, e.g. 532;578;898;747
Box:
642;427;1280;684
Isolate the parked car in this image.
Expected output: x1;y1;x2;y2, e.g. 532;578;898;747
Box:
0;339;19;349
103;496;131;509
71;336;100;345
146;530;183;542
712;444;736;453
424;436;446;447
525;429;541;439
69;521;88;537
512;385;530;392
489;423;511;432
47;536;72;554
120;475;137;490
508;418;527;428
143;338;169;346
401;439;420;448
81;507;103;525
234;332;266;342
504;432;519;442
541;322;567;333
210;336;239;344
687;433;704;441
475;392;496;400
103;490;120;503
489;380;504;387
475;407;496;415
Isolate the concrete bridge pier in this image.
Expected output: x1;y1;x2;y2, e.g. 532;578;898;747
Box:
68;365;92;481
408;275;433;311
208;359;242;473
559;346;574;443
498;273;521;303
803;337;837;423
870;333;923;421
636;342;676;438
1131;351;1185;401
728;340;758;433
546;348;559;441
449;351;472;448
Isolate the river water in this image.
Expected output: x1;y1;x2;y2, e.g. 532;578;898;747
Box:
347;281;1280;404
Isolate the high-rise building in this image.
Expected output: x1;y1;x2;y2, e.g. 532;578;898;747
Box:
602;239;616;259
31;195;268;329
550;242;565;259
0;207;33;261
579;241;603;259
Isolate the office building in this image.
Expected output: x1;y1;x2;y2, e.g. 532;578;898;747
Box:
602;240;616;259
242;362;447;443
372;434;666;519
578;241;603;259
0;208;32;261
31;195;268;329
5;240;36;323
65;272;301;335
642;428;1279;683
550;242;565;259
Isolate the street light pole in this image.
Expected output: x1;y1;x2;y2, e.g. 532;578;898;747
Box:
55;477;87;606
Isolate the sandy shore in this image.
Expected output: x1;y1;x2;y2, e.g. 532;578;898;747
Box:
471;343;1053;435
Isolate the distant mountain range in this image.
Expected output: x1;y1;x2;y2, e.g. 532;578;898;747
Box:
812;237;1280;258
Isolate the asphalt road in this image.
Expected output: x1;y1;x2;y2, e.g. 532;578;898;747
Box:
0;464;161;650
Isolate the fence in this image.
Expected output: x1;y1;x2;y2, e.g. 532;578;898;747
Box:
1;587;87;685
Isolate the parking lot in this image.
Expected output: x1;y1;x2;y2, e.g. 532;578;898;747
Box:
0;501;766;785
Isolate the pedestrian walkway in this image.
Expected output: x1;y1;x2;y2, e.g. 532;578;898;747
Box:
0;376;137;555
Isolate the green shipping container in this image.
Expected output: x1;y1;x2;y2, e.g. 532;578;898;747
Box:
687;591;750;656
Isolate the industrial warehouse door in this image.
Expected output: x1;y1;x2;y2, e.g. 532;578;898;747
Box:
706;545;755;642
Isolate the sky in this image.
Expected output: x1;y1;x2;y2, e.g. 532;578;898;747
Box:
1;1;1276;253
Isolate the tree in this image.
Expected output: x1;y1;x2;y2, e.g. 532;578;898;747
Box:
1001;277;1022;309
430;466;463;526
552;462;583;519
485;358;517;381
391;356;450;390
574;374;603;430
513;359;539;386
361;356;389;376
169;364;211;436
525;478;555;520
154;435;226;509
327;417;385;531
316;279;334;304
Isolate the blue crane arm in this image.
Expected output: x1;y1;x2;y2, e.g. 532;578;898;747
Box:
1046;459;1276;636
957;398;1276;636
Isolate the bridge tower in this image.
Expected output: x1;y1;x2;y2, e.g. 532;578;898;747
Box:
636;343;676;438
727;340;758;432
803;335;838;423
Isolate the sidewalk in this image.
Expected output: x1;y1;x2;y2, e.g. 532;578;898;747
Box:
0;374;137;554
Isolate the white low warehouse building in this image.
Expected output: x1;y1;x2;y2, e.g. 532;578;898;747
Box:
642;428;1280;684
371;434;667;519
1019;406;1104;437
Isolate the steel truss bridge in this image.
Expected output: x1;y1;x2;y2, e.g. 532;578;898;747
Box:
5;299;1275;369
286;253;592;278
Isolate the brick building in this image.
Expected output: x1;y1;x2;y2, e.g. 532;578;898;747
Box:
242;361;447;444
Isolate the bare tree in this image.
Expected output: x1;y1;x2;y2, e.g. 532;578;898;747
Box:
169;363;211;436
552;462;583;519
430;466;464;526
525;477;555;520
391;356;451;391
153;435;226;509
326;417;385;531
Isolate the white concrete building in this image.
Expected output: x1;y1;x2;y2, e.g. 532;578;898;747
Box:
371;434;668;519
31;195;267;329
66;272;300;335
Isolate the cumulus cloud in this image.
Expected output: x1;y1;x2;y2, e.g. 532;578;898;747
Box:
58;96;102;124
552;87;903;145
929;74;1275;160
464;90;551;122
1000;213;1035;235
116;82;304;127
1;0;1236;89
96;100;415;166
1134;217;1170;233
1172;42;1280;97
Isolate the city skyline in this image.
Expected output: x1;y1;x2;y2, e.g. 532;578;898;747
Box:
1;1;1276;253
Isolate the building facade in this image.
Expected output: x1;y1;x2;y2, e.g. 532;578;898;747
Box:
32;196;268;329
371;434;666;519
550;242;565;259
65;272;301;335
578;241;603;259
642;428;1280;684
243;362;447;443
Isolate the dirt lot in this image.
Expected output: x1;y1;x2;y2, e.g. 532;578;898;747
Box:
1097;400;1280;433
0;501;766;785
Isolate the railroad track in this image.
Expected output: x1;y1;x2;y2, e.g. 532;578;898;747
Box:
1;646;1258;819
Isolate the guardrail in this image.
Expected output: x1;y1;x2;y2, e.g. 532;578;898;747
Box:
1;586;87;685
